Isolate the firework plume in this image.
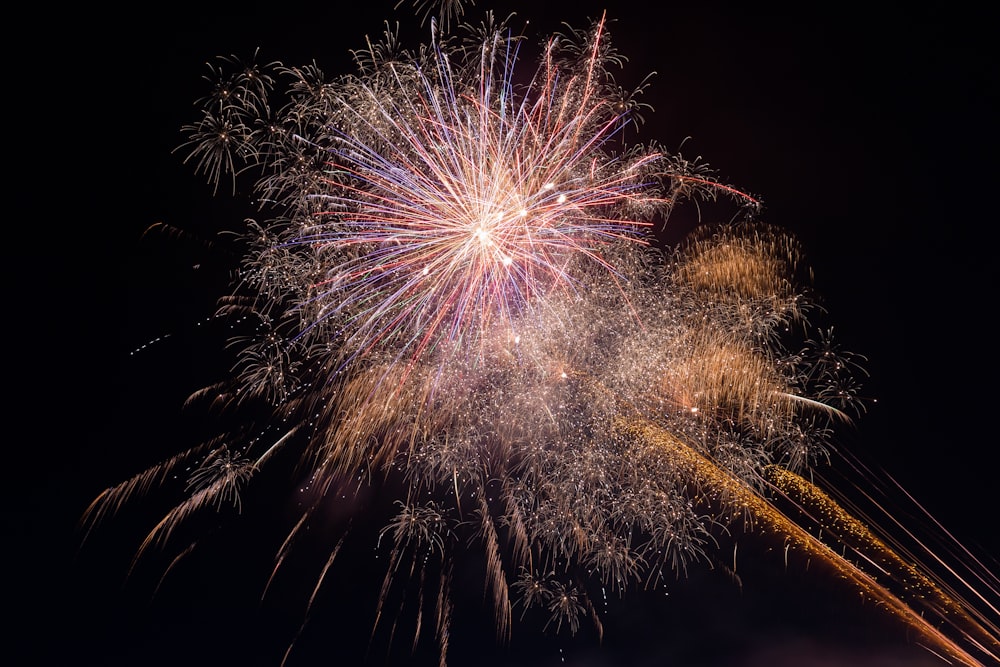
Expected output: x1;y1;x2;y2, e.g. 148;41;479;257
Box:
82;4;999;666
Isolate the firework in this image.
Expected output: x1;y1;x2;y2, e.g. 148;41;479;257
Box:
82;4;998;666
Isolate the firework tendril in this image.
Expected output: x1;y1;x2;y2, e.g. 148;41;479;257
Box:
84;5;999;666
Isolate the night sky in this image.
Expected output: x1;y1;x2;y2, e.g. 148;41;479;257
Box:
17;2;998;666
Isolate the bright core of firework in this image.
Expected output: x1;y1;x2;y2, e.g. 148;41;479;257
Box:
291;24;661;364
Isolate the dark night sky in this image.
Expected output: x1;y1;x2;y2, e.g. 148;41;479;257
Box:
15;2;998;666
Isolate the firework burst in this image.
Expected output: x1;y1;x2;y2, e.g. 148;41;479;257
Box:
82;4;999;666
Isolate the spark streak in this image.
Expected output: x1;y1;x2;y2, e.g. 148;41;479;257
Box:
616;419;998;666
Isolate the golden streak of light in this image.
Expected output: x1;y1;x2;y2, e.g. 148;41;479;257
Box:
766;466;1000;664
616;417;999;667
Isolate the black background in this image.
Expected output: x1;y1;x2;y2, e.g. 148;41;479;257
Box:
15;2;997;666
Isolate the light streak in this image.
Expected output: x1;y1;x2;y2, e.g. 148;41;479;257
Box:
617;417;998;666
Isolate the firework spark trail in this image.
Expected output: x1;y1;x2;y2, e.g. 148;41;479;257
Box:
830;451;1000;621
84;5;999;666
619;418;998;667
807;454;1000;659
765;466;1000;666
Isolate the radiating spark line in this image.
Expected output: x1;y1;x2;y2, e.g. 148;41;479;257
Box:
767;466;1000;665
618;417;998;667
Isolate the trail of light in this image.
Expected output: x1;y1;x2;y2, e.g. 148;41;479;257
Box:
616;417;999;667
767;465;1000;665
832;451;1000;623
